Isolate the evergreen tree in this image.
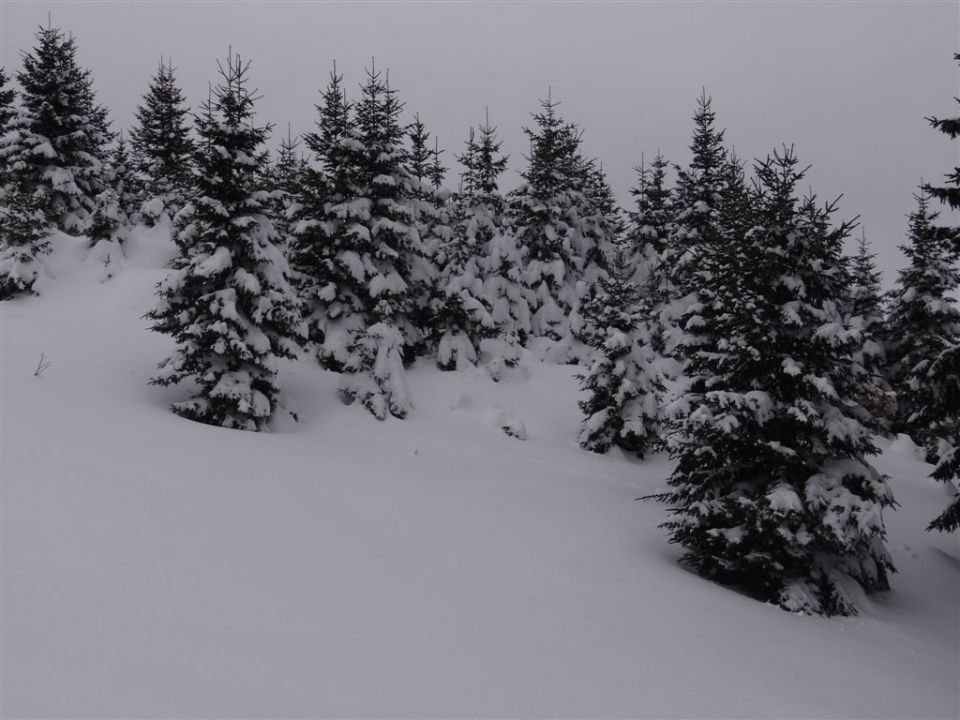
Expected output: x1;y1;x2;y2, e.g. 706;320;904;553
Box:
884;188;960;447
925;338;960;532
923;53;960;221
407;113;433;195
264;125;306;250
146;53;304;431
847;229;891;425
666;91;728;307
427;137;446;191
652;147;894;616
0;183;51;298
577;248;663;456
107;132;143;224
131;59;195;226
919;52;960;532
293;63;422;419
290;65;356;350
1;25;112;233
459;113;529;376
432;189;496;370
0;68;15;190
508;92;593;340
0;67;14;132
626;153;674;350
335;65;423;418
87;188;128;280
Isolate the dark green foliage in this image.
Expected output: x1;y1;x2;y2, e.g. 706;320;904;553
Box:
654;147;894;616
577;249;663;456
146;53;304;431
2;25;112;232
131;59;195;224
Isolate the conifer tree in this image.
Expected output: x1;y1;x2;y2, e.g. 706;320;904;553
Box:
264;125;306;249
290;65;356;350
131;59;195;226
884;188;960;446
577;248;663;456
334;65;422;418
847;230;891;424
427;138;446;192
0;68;15;190
509;92;592;340
407;113;433;195
293;63;422;419
433;189;496;369
652;147;894;616
107;132;143;224
626;153;674;352
458;113;529;376
1;25;112;233
666;91;728;306
0;183;51;298
146;53;304;431
925;339;960;532
924;53;960;222
919;52;960;532
87;188;128;280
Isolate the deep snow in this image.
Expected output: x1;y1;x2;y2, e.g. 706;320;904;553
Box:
1;228;958;718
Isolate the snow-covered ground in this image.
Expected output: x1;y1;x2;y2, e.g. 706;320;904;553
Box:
1;229;958;718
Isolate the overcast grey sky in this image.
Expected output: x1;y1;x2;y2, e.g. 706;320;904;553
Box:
1;1;957;283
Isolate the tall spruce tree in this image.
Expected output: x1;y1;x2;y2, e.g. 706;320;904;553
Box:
884;188;960;447
577;248;663;456
508;92;590;341
335;65;422;418
146;53;304;431
666;91;728;306
924;53;960;223
626;153;674;352
847;230;891;424
917;58;960;531
652;147;894;616
0;68;15;190
131;59;196;226
433;186;496;370
1;25;112;233
0;182;51;298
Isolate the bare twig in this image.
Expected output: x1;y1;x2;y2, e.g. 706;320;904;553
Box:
33;353;51;377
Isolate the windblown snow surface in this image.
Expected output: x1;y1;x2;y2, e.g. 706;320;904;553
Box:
1;227;958;718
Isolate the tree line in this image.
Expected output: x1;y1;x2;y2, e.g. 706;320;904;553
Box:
1;25;958;616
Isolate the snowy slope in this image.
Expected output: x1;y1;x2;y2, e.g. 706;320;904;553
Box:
1;230;958;718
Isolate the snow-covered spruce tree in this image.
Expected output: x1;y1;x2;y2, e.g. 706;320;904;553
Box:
508;93;588;341
577;248;663;456
86;188;128;280
146;53;304;431
665;91;728;307
432;178;496;370
263;125;306;250
107;132;143;225
404;114;447;358
292;64;421;419
625;153;674;353
334;66;423;418
0;182;51;299
131;59;195;226
925;339;960;532
290;65;354;350
1;25;112;233
846;230;892;426
0;68;16;190
924;53;960;223
653;147;894;616
920;54;960;532
457;113;530;376
884;188;960;447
